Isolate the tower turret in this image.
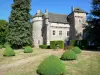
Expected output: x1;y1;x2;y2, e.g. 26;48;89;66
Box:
32;10;44;47
69;7;87;40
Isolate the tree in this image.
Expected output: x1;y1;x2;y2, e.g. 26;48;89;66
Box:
85;0;100;46
91;0;100;17
0;20;8;45
7;0;32;48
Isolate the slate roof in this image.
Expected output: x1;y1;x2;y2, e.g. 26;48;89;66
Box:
73;7;87;13
48;13;68;24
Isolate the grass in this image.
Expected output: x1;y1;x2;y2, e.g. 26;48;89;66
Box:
0;48;100;75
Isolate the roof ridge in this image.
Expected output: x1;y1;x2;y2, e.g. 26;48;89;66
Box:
48;12;67;16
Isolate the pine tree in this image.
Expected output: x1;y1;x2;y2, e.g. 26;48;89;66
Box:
7;0;32;48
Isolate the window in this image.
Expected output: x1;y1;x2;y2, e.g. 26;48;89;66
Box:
53;30;55;35
67;31;69;36
59;31;62;35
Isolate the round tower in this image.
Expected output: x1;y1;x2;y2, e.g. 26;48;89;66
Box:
32;10;43;47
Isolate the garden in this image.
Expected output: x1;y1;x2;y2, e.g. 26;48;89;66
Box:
0;41;100;75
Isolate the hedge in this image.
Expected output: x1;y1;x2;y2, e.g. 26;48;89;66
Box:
50;40;64;49
39;45;50;49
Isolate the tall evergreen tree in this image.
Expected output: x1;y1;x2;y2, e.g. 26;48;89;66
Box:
91;0;100;17
85;0;100;46
7;0;32;48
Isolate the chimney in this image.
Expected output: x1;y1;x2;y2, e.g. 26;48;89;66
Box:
72;6;74;12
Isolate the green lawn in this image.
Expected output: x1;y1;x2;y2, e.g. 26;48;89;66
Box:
0;48;100;75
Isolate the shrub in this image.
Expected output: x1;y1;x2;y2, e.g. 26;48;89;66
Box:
3;46;15;56
79;40;88;49
61;50;77;60
70;40;76;46
24;46;33;53
0;45;3;49
39;45;50;49
37;55;66;75
72;46;81;54
56;40;64;49
50;41;56;49
50;40;64;49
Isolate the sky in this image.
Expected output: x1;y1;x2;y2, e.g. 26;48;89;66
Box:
0;0;92;21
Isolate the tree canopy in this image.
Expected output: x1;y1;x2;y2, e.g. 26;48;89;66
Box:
84;0;100;46
0;20;8;45
7;0;32;48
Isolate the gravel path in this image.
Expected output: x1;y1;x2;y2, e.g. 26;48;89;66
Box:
0;50;64;70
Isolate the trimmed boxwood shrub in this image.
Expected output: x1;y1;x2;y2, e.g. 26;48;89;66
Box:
37;55;66;75
39;45;50;49
50;40;64;49
3;46;15;56
61;50;77;60
24;46;33;53
72;46;81;54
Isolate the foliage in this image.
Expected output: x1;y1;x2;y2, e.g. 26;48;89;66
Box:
61;50;77;60
72;46;81;54
84;0;100;46
3;46;15;56
39;45;50;49
56;40;64;49
24;46;33;53
4;42;11;48
91;0;100;17
74;40;88;49
0;45;3;49
37;55;66;75
0;20;8;45
70;40;76;46
7;0;32;48
50;40;64;49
